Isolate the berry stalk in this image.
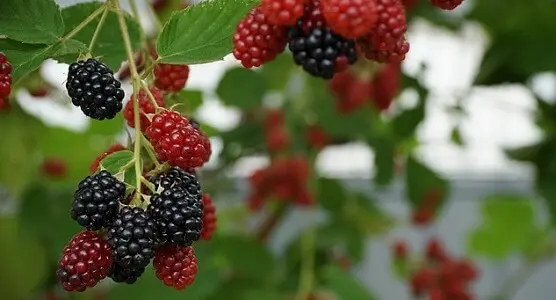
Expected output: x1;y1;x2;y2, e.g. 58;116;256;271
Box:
61;5;106;44
115;0;145;206
88;7;109;52
294;226;316;300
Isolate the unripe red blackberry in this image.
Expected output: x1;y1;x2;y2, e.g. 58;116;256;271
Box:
71;171;126;230
123;87;165;132
430;0;463;10
153;63;190;92
261;0;305;26
41;157;68;179
56;231;113;292
288;22;358;79
66;58;125;120
371;62;400;111
366;0;407;51
90;144;127;174
153;245;198;290
321;0;378;39
145;110;212;169
233;6;289;68
266;127;289;152
200;193;216;240
362;36;410;63
0;97;9;111
0;52;12;99
148;185;203;246
300;0;326;32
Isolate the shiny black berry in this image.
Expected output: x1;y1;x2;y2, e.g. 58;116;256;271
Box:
108;263;146;284
106;207;157;270
148;185;203;246
287;23;358;79
152;167;201;201
71;170;125;231
66;58;125;120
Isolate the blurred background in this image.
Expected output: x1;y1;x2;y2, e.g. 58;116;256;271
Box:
1;0;556;299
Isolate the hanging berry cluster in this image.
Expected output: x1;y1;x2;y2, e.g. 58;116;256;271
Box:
0;52;12;111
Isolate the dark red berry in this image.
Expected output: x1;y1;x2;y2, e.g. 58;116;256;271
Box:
410;267;436;296
371;62;400;111
0;97;9;111
56;231;113;292
41;157;67;178
411;207;434;226
261;0;305;26
265;109;285;128
362;36;410;63
153;245;198;290
266;127;289;152
429;289;446;300
392;240;408;259
426;238;448;262
151;0;169;11
366;0;407;51
233;6;289;68
0;52;12;99
154;63;190;92
30;86;49;97
306;125;329;149
145;110;211;169
90;144;126;174
300;0;326;32
123;87;165;132
201;193;217;240
430;0;463;10
321;0;378;39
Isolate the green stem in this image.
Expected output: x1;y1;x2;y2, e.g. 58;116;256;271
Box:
295;227;316;300
140;134;162;168
120;158;136;171
88;6;109;52
61;5;105;43
115;0;142;207
140;80;161;109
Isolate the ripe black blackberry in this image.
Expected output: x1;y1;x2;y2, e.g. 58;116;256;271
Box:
71;170;125;230
106;207;157;270
148;185;203;246
66;58;125;120
108;264;146;284
152;167;202;201
287;22;358;79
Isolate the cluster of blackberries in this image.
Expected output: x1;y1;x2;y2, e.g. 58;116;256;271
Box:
57;167;214;292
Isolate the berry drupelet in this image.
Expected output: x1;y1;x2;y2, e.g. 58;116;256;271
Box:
66;58;125;120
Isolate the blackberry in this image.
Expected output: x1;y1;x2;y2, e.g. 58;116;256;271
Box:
148;186;203;246
106;207;157;270
71;171;125;230
108;264;146;284
287;23;358;79
66;58;125;120
152;167;201;200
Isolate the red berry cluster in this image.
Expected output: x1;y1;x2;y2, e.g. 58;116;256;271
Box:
89;144;127;174
329;62;400;113
56;231;113;292
248;156;314;210
430;0;463;10
0;52;12;111
265;109;289;153
153;63;190;92
200;193;217;240
123;87;166;132
153;245;198;290
145;110;211;169
402;238;479;299
306;125;330;149
411;189;442;226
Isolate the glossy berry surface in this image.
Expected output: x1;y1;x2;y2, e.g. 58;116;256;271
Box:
66;58;125;120
200;193;216;240
56;231;113;292
123;87;165;132
153;63;190;92
153;245;198;290
321;0;378;39
71;170;125;231
233;6;289;68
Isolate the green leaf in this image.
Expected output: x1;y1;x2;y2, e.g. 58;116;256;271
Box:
505;142;541;163
318;220;365;262
317;177;346;212
61;2;142;70
156;0;258;64
467;195;540;259
52;39;88;58
200;123;220;137
260;53;295;91
211;234;277;281
391;258;411;280
219;121;266;166
450;126;464;146
322;265;376;300
0;0;64;44
217;68;267;109
0;39;57;84
168;90;205;113
371;136;396;186
392;100;426;141
0;217;48;300
100;150;138;187
405;155;449;210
